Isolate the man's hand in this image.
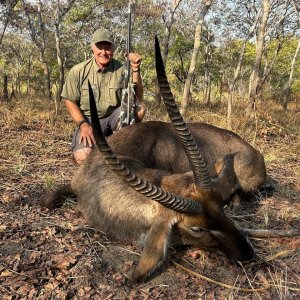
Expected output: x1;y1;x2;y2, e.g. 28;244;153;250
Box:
128;52;141;71
79;122;96;147
64;100;96;147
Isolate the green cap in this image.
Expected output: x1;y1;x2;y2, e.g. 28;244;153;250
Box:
92;29;114;45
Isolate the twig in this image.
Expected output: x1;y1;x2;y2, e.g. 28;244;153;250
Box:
264;250;295;262
268;284;300;292
238;261;263;300
171;260;267;292
249;249;296;267
112;245;141;256
0;284;18;296
243;228;300;238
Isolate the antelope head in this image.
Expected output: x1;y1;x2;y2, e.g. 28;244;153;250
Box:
154;35;253;261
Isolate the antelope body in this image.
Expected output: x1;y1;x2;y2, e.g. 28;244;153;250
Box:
107;120;266;201
43;37;266;282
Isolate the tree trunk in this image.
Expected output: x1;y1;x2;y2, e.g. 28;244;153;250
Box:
226;8;262;128
10;83;17;101
157;0;182;106
219;72;224;103
227;91;233;129
181;0;212;117
283;0;300;109
282;38;300;110
246;0;270;118
16;70;21;94
3;74;9;102
53;0;75;102
226;42;247;128
0;0;18;46
162;0;182;64
257;10;285;100
21;0;52;99
54;22;64;102
41;53;52;99
203;35;212;108
26;53;33;95
204;76;211;107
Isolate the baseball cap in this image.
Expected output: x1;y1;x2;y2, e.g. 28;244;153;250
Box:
92;29;114;44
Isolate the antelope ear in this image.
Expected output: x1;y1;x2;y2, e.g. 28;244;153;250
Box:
188;183;200;199
207;159;226;179
161;172;197;199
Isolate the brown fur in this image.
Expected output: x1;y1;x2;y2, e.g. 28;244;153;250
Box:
43;36;266;281
108;121;266;197
43;122;260;281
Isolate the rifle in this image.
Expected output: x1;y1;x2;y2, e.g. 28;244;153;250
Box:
119;1;137;127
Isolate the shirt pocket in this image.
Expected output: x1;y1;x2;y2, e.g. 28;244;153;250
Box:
80;83;98;113
79;84;89;111
108;83;123;106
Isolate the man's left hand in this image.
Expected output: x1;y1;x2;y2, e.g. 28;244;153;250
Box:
128;52;141;71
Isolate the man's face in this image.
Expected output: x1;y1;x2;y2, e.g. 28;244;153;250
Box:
92;41;114;68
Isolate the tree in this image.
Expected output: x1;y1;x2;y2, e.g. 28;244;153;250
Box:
155;0;182;105
0;0;299;111
180;0;212;117
202;27;214;107
226;7;261;128
0;0;19;101
161;0;182;64
21;0;53;99
245;0;270;118
244;0;296;117
53;0;76;102
282;0;300;110
0;0;19;46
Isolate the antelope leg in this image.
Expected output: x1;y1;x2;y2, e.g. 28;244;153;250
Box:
132;220;172;282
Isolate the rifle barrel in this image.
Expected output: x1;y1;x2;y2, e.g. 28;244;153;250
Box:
126;3;133;125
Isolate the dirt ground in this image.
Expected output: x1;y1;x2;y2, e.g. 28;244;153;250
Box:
0;99;299;299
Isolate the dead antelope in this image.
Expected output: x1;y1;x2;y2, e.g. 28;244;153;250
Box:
43;37;265;282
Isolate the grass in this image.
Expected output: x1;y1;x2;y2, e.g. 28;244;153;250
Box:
0;95;299;299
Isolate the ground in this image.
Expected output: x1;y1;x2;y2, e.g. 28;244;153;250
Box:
0;98;299;299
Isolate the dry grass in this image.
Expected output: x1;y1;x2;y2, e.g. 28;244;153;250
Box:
0;96;299;299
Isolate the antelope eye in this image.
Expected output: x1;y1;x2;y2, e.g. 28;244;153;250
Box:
190;227;203;232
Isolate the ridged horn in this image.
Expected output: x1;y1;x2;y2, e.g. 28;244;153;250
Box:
88;80;202;215
154;35;212;190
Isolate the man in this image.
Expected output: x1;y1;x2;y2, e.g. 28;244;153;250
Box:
61;28;145;165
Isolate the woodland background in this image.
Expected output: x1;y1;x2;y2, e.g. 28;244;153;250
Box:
0;0;299;299
0;0;300;121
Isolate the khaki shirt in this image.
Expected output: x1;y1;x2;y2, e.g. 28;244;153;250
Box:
61;58;125;118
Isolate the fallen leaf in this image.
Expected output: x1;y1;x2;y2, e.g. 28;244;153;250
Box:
0;225;7;231
256;271;269;287
45;282;54;290
78;288;85;297
52;253;76;270
0;270;13;277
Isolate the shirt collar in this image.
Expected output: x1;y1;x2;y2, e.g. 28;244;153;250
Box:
93;58;114;73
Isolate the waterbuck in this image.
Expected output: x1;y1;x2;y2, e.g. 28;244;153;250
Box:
43;37;266;282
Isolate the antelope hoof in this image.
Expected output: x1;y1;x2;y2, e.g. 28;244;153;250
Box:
131;267;148;283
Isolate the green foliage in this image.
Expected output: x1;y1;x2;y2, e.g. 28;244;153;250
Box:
45;174;56;190
1;0;299;108
269;38;300;92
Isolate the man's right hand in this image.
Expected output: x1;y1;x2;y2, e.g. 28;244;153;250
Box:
79;122;96;147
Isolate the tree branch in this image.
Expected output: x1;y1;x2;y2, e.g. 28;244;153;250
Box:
243;228;300;238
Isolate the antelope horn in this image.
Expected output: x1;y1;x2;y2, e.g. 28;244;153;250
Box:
154;35;212;190
88;80;202;215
